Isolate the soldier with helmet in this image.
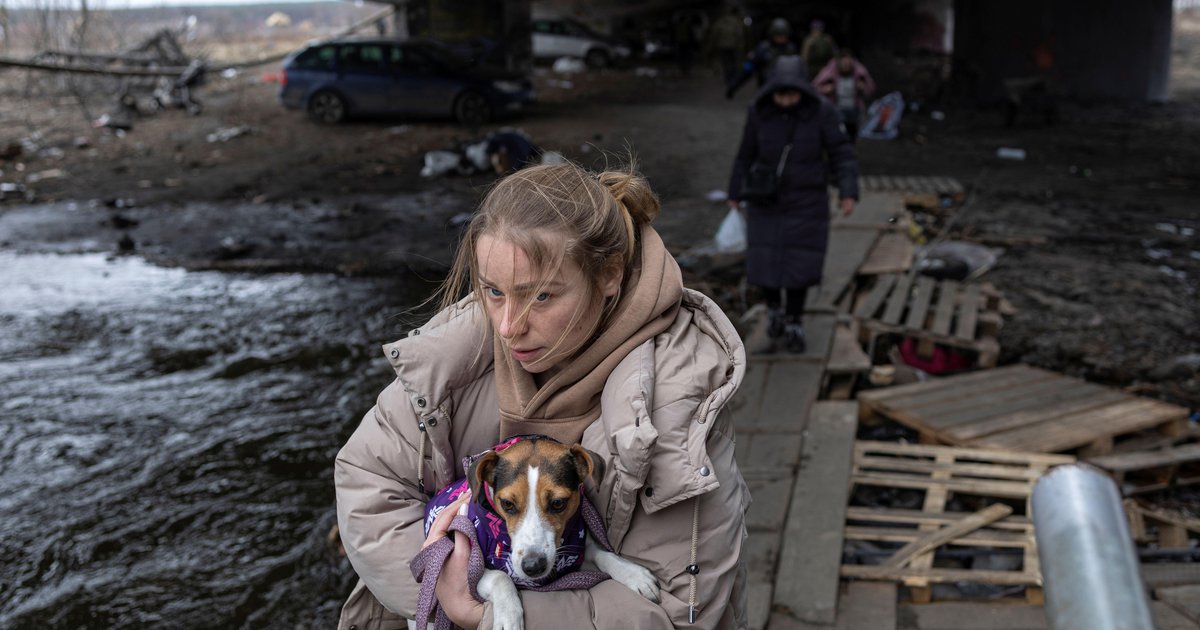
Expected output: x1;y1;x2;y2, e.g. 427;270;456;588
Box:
725;17;799;98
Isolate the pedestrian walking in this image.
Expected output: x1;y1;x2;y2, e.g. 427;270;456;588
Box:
726;55;859;352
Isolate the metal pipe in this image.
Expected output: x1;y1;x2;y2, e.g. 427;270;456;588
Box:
1032;464;1155;630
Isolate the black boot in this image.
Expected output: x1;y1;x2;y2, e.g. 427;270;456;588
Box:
783;318;806;353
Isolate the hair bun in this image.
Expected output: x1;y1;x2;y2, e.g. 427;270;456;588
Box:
597;169;660;226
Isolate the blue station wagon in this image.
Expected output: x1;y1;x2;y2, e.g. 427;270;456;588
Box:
279;38;534;125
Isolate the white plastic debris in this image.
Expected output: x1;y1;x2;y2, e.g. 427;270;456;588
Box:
552;57;587;74
206;125;253;143
705;189;728;203
220;68;239;79
539;150;566;165
634;67;658;78
25;168;65;183
546;79;575;89
464;141;491;172
421;150;463;178
996;147;1026;160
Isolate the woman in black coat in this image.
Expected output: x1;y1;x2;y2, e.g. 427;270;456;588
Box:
727;54;859;352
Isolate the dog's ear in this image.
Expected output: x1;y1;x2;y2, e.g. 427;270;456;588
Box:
567;445;598;488
468;451;499;513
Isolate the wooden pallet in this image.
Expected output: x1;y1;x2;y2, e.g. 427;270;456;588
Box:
860;175;965;198
1089;442;1200;495
853;273;1004;368
1125;499;1200;549
841;441;1075;603
858;365;1192;455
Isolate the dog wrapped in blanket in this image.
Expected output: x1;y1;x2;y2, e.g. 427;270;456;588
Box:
411;435;660;630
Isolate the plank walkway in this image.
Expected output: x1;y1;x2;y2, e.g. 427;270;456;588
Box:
731;189;1200;630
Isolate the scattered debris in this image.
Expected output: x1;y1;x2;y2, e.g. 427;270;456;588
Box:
1;142;23;161
996;147;1027;160
915;241;1001;281
117;233;136;252
421;129;544;178
552;57;586;74
205;125;253;143
73;136;92;149
109;213;140;229
860;92;905;140
545;79;574;89
706;189;728;202
25;168;65;184
0;182;29;201
634;67;659;78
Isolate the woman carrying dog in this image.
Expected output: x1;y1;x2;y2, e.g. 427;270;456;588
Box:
335;161;750;629
726;54;859;353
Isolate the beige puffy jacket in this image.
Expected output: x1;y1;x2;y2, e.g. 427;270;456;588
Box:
335;289;750;629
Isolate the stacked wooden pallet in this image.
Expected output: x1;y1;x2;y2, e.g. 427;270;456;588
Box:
860;175;965;198
841;441;1074;603
857;365;1191;455
854;273;1004;368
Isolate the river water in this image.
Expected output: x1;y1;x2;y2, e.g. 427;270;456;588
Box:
0;251;428;628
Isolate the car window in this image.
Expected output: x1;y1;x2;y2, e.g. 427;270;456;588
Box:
292;45;335;69
339;44;386;72
391;46;443;75
562;20;592;38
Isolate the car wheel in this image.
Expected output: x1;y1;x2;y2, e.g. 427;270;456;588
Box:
454;91;492;126
307;90;347;124
585;48;610;69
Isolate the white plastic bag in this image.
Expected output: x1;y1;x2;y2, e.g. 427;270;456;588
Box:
714;208;747;253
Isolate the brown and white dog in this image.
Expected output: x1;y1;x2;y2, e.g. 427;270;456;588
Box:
466;438;660;630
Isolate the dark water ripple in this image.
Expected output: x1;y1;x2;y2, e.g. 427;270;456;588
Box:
0;252;428;629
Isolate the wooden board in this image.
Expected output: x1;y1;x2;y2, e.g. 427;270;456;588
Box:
815;193;905;311
826;325;872;375
901;602;1048;629
858;365;1191;454
841;441;1073;597
835;582;896;630
858;232;915;275
773;402;858;624
1158;585;1200;624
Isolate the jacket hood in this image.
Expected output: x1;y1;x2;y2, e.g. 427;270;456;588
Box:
754;54;820;108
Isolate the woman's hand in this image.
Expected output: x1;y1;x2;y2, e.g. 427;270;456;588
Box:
424;491;486;629
840;198;856;217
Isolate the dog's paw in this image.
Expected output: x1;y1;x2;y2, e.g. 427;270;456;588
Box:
478;569;524;630
594;551;660;603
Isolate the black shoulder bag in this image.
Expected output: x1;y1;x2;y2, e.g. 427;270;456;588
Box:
740;116;799;205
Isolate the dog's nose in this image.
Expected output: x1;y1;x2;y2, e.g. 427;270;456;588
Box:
521;555;549;578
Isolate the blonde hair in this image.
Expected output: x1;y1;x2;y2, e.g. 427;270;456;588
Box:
436;161;660;354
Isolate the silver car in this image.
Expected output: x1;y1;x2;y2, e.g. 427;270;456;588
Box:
532;19;631;69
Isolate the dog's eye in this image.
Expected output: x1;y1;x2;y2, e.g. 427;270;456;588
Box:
548;498;567;513
500;499;518;515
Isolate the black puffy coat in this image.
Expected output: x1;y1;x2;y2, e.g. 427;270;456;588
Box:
727;56;859;290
